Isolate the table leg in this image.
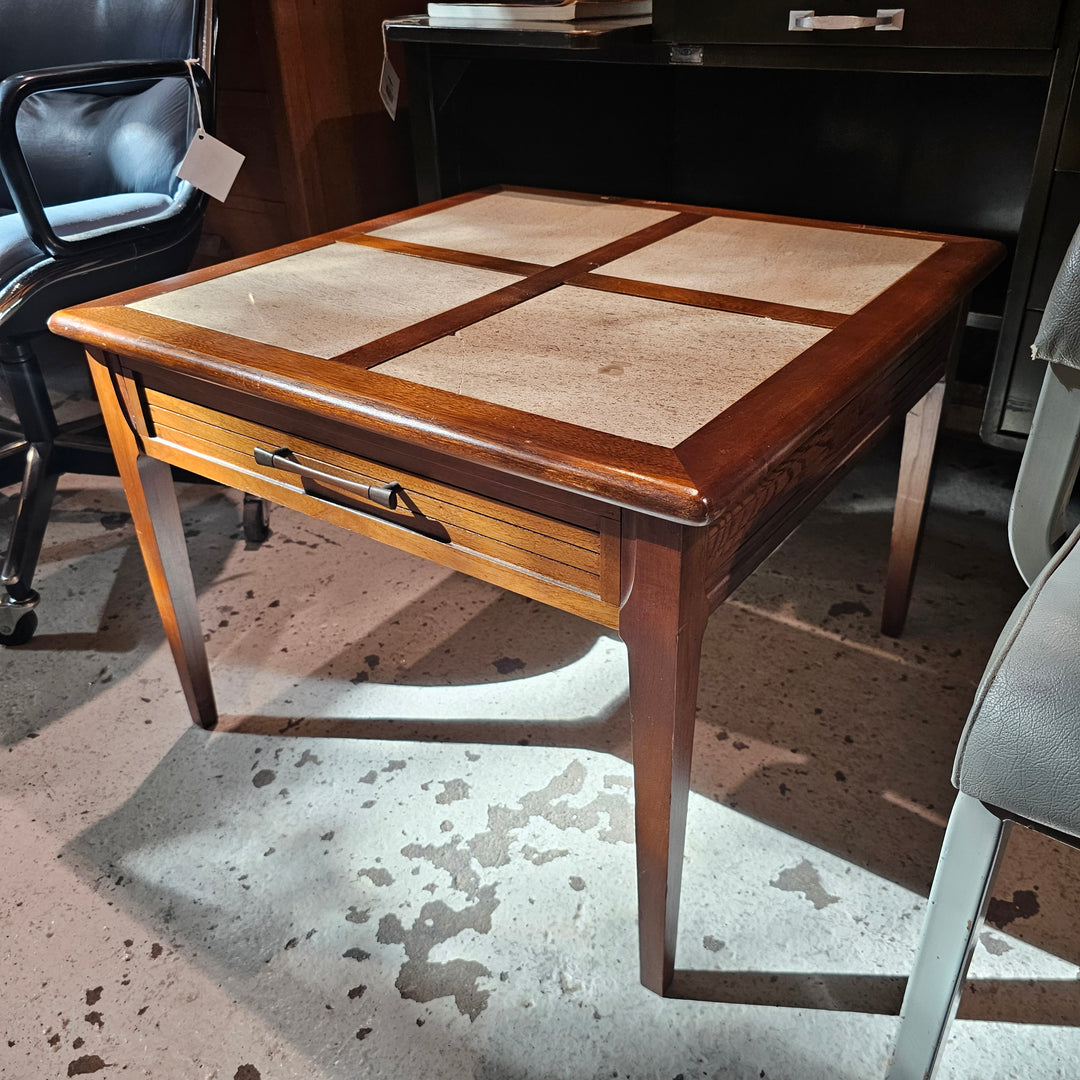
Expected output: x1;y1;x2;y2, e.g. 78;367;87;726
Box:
881;378;948;638
620;513;709;995
87;354;217;728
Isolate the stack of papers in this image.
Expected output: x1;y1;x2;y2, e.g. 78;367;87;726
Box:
426;0;652;24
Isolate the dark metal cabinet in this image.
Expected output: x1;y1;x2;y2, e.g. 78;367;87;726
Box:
654;1;1062;50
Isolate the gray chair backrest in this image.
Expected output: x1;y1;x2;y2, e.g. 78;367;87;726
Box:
1009;223;1080;583
0;0;201;212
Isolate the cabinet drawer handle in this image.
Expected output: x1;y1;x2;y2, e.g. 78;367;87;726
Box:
254;446;402;509
788;9;904;31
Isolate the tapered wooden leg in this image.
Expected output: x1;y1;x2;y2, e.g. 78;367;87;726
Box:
88;353;217;727
620;513;709;995
881;378;947;637
887;793;1011;1080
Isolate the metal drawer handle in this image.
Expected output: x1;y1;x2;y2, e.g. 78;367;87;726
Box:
788;8;904;31
254;446;402;509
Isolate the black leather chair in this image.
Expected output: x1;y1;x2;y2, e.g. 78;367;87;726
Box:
0;0;224;645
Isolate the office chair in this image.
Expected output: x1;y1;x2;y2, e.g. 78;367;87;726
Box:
0;0;261;647
886;225;1080;1078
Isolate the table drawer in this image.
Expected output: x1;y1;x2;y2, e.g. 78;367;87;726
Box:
136;386;621;625
653;1;1062;49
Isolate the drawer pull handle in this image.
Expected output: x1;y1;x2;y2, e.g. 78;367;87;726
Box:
788;8;904;31
254;447;402;510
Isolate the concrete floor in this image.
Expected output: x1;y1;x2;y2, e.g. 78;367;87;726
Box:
2;431;1079;1080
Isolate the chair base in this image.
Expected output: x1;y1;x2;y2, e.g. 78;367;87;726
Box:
0;590;38;645
1;335;117;645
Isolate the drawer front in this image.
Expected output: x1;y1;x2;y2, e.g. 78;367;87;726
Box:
654;1;1062;49
135;386;621;627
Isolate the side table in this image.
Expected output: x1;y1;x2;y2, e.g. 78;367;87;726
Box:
50;186;1001;994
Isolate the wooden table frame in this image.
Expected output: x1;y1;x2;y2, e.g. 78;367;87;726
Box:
51;186;1001;996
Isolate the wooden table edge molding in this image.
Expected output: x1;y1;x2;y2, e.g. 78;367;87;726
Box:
48;186;1003;996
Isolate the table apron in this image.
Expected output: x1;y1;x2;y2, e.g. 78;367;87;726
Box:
700;310;954;608
113;365;623;629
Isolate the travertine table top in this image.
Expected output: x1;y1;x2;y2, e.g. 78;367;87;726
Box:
123;189;949;449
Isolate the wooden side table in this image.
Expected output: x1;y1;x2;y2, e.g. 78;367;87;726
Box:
50;186;1001;995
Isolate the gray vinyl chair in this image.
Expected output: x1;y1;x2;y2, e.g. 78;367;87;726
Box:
887;227;1080;1078
0;0;228;646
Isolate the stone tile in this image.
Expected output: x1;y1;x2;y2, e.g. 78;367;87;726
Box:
600;215;942;315
368;190;676;266
129;243;521;359
377;285;825;447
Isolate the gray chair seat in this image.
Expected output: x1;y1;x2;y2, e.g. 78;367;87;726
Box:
954;522;1080;836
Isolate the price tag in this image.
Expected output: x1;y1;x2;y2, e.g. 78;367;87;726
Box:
379;52;400;120
380;19;400;120
178;130;245;203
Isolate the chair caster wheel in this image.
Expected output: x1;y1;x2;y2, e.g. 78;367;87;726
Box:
0;608;38;647
242;495;270;543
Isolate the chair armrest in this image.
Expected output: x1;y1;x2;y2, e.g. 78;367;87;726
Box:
0;59;212;261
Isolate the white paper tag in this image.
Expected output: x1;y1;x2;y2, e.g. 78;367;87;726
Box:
379;53;400;120
178;130;245;203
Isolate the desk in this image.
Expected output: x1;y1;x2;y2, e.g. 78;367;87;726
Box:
50;186;1000;995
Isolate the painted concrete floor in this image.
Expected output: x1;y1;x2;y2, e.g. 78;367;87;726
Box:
3;432;1079;1080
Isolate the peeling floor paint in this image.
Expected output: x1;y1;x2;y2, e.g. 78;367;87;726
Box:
769;859;841;910
377;885;499;1020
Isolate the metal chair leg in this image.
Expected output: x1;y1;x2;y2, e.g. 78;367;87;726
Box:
0;337;60;644
242;491;270;543
887;792;1012;1080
